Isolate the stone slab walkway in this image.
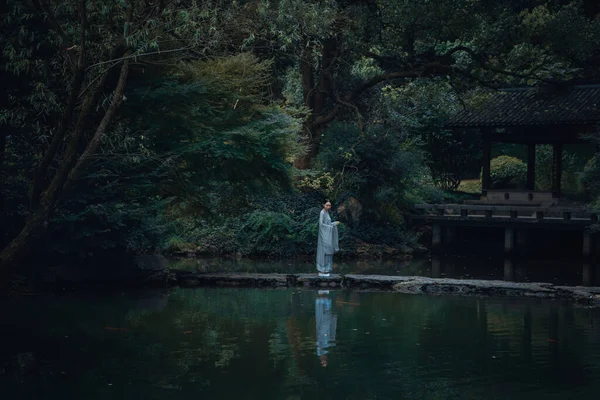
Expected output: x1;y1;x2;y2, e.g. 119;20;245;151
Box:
147;270;600;307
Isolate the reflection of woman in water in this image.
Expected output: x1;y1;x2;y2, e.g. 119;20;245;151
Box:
316;290;337;367
317;201;340;277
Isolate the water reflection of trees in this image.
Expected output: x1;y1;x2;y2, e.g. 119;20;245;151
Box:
90;290;600;397
2;288;600;399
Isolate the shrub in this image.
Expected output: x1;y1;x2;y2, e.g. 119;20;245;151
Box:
425;129;482;191
458;179;482;194
237;211;299;257
581;155;600;199
317;122;427;214
488;155;527;189
296;171;336;197
534;144;579;193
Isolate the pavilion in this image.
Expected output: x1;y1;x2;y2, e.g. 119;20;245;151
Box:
447;84;600;205
414;84;600;257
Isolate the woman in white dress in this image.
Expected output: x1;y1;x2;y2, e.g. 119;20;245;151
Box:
316;201;340;277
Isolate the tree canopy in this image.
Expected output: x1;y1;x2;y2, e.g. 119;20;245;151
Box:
1;0;600;267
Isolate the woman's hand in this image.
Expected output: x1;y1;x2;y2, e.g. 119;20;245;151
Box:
334;221;341;226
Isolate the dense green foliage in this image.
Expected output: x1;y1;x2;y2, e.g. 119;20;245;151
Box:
580;134;600;222
582;155;600;200
488;155;528;189
318;123;422;213
164;192;322;258
1;0;600;267
487;143;590;194
533;144;587;194
42;53;303;261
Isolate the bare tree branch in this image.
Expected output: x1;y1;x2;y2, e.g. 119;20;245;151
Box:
331;80;364;135
86;45;197;70
65;59;131;189
30;0;87;208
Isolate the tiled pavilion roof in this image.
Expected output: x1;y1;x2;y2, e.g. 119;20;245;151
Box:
447;85;600;127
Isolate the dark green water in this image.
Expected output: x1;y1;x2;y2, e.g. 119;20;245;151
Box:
2;288;600;399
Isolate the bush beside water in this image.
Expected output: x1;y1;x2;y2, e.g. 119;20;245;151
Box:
488;155;527;189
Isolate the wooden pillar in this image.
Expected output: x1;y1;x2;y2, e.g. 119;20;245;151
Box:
444;226;456;244
503;258;515;281
583;231;592;258
432;223;442;249
582;263;592;286
516;230;528;250
481;131;492;196
504;227;515;254
526;143;536;191
431;256;441;278
552;143;563;199
515;264;527;281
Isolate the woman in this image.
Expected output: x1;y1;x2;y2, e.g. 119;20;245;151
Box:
316;201;340;277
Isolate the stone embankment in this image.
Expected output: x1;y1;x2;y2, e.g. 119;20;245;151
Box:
148;269;600;307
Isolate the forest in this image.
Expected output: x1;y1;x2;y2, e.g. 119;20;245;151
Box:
2;0;600;271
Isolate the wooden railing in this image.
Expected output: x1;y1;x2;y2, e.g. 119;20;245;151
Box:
414;204;597;222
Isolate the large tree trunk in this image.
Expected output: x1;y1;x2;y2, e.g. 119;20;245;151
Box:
30;66;85;208
30;1;87;209
294;45;315;170
0;60;130;269
293;38;336;170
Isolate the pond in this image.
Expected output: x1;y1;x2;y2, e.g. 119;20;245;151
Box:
2;287;600;399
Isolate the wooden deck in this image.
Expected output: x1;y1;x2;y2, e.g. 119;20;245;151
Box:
412;203;597;256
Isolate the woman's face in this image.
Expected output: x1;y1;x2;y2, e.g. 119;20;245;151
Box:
324;202;332;211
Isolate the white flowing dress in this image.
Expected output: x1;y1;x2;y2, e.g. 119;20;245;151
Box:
316;295;337;356
316;209;339;273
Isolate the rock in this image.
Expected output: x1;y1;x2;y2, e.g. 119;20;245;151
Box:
16;352;36;372
412;244;429;254
398;245;414;255
382;246;399;257
134;254;169;272
179;276;201;287
337;196;363;226
353;240;414;260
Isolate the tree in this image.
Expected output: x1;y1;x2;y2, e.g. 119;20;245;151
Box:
124;54;303;216
254;0;600;168
0;0;250;268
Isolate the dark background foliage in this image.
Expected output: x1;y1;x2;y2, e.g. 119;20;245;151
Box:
1;0;600;268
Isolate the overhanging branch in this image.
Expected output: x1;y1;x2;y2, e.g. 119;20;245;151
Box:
30;0;88;208
315;43;559;129
441;45;556;84
314;62;449;127
65;59;131;189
